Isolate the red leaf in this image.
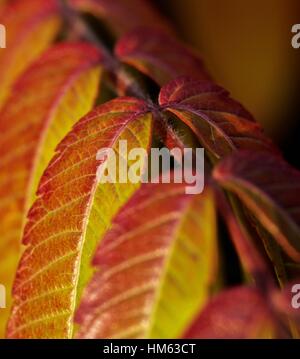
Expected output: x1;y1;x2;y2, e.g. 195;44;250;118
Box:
115;27;210;86
159;77;277;160
215;188;273;286
184;286;276;339
69;0;172;36
214;151;300;262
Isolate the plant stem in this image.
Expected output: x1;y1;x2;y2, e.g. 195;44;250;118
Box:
58;0;151;100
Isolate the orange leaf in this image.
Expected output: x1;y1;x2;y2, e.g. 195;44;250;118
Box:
0;0;61;109
0;0;7;12
7;98;153;338
0;43;102;337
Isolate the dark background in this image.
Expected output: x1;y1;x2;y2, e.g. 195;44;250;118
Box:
154;0;300;169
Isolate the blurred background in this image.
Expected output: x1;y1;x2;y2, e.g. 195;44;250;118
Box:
154;0;300;168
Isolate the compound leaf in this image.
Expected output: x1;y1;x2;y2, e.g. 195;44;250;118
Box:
159;77;277;161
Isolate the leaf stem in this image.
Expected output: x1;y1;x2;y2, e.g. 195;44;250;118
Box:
58;0;151;100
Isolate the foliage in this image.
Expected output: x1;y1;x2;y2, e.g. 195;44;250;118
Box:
0;0;299;338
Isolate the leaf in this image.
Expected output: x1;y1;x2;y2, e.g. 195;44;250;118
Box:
0;0;7;12
68;0;171;36
159;77;277;161
115;27;210;86
213;151;300;262
0;0;61;109
215;188;273;286
7;98;153;338
76;182;217;339
184;286;276;338
0;43;102;337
